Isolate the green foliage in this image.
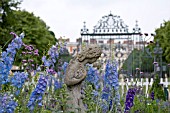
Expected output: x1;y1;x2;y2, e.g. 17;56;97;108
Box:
149;74;166;100
83;84;102;113
0;45;2;55
53;84;72;113
0;0;57;65
131;95;159;113
129;85;169;113
131;95;170;113
152;21;170;63
13;10;57;65
0;0;22;49
122;49;154;76
122;20;170;76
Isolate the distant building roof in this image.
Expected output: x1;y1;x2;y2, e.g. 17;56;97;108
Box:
66;42;79;46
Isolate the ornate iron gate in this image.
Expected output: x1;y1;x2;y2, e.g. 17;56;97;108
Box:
80;12;142;76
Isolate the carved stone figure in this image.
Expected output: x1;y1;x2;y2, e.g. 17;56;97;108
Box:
64;44;102;113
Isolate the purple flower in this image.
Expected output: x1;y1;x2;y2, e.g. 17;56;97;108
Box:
153;62;158;65
47;68;56;75
136;68;140;70
140;72;143;74
27;51;32;54
34;49;38;53
150;91;154;100
34;49;39;56
34;53;39;56
10;32;17;38
124;88;137;112
22;60;27;63
28;59;34;62
25;45;34;51
22;51;26;55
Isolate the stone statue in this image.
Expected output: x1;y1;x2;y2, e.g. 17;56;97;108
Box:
64;44;102;113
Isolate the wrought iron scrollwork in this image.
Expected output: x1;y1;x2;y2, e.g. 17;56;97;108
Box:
93;13;129;34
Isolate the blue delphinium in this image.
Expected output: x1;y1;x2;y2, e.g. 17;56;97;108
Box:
27;74;48;111
42;56;52;67
10;72;28;88
0;33;25;88
42;43;60;68
10;72;28;95
54;79;63;90
41;43;67;81
41;43;67;90
100;85;111;112
101;60;121;112
62;62;68;74
86;66;100;90
52;62;68;91
59;42;67;54
103;60;119;89
124;88;137;113
101;85;111;101
83;66;102;112
0;93;18;113
48;45;59;64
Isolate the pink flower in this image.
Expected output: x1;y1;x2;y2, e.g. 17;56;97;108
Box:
22;60;27;63
10;32;17;38
153;62;158;65
136;68;140;70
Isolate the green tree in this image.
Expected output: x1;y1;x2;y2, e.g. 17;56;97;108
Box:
0;0;57;65
0;0;22;49
153;21;170;63
12;10;57;65
122;48;154;77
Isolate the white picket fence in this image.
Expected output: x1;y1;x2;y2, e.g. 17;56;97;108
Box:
119;78;170;98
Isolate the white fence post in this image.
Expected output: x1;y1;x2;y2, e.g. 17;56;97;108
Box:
119;77;170;98
120;78;125;97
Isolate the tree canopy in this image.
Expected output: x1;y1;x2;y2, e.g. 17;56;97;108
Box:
0;0;57;65
13;10;57;54
0;0;22;48
153;20;170;63
121;48;154;77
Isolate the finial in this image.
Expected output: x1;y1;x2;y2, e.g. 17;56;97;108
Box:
135;20;138;27
109;11;113;16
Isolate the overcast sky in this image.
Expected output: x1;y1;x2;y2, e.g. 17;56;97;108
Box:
20;0;170;42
